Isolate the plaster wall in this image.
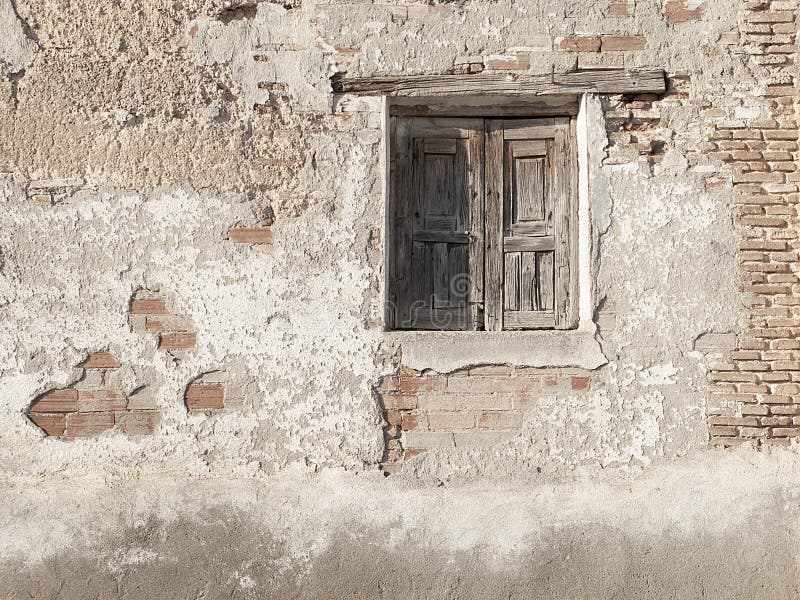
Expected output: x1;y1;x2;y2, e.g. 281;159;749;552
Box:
0;0;797;596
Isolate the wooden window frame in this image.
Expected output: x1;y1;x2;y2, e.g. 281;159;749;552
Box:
386;101;579;333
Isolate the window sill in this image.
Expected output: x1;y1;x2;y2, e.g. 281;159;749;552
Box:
383;329;607;373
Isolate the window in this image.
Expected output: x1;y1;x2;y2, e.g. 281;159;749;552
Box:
387;116;578;332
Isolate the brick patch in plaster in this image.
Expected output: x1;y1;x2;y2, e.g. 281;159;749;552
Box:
129;289;197;354
376;365;597;473
26;352;160;439
183;370;246;412
704;0;800;447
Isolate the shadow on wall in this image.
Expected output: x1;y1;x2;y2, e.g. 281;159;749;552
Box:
1;509;796;600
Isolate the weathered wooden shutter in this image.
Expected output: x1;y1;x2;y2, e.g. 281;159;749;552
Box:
485;118;576;330
390;117;484;330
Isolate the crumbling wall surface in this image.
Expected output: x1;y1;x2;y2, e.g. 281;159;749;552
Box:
1;450;800;598
0;0;799;594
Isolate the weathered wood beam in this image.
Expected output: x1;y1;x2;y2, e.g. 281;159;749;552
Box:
332;69;666;97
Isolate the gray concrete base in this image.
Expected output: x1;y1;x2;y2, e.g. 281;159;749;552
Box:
2;448;800;599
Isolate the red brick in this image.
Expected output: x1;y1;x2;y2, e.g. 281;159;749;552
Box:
145;315;193;332
708;416;759;427
79;352;121;369
229;228;273;244
116;411;160;435
66;412;115;437
384;409;402;426
399;377;446;393
426;411;475;430
185;384;225;410
483;54;530;70
159;332;197;350
381;392;418;410
28;413;66;436
609;0;632;16
29;389;78;413
447;377;535;394
601;35;646;51
664;0;702;23
400;411;423;431
571;376;590;390
558;36;600;52
772;427;800;437
130;298;167;315
78;389;127;412
478;411;523;429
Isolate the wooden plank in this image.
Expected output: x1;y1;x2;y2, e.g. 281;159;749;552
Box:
552;121;572;329
332;69;667;97
504;252;520;311
409;117;478;138
567;117;580;328
467;127;484;329
425;138;457;154
512;140;547;158
538;252;555;311
410;308;470;331
484;120;504;332
503;235;555;253
514;156;545;221
520;252;537;311
503;311;556;329
390;117;414;329
503;118;558;140
390;95;580;118
433;243;449;308
450;243;469;308
510;221;547;236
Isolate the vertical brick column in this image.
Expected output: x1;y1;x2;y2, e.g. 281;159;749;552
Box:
707;0;799;445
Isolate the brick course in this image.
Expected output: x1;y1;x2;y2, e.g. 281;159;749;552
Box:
26;352;160;439
376;367;596;470
705;0;799;446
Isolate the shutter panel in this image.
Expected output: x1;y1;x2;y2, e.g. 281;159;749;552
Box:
485;118;576;330
391;118;484;330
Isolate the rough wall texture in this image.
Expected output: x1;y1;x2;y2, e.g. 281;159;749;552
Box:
0;0;799;597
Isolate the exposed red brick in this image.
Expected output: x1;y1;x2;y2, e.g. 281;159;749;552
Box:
185;383;225;410
29;389;78;413
664;0;703;23
483;54;530;70
609;0;632;16
66;412;115;437
159;332;197;350
79;352;121;369
558;36;600;52
145;315;193;332
229;228;273;244
427;411;475;430
78;389;127;412
28;413;67;436
478;411;523;429
399;376;446;393
400;411;422;430
130;298;168;315
601;35;646;51
116;411;160;435
571;376;591;391
381;392;418;411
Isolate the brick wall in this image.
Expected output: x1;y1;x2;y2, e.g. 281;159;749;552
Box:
706;0;800;446
377;366;596;471
27;352;160;439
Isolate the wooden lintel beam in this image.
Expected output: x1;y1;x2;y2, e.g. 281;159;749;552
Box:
331;69;666;97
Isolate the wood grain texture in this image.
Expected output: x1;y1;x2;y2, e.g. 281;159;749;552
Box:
333;69;666;97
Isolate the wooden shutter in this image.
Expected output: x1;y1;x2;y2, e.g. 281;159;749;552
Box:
485;118;576;330
390;117;484;330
